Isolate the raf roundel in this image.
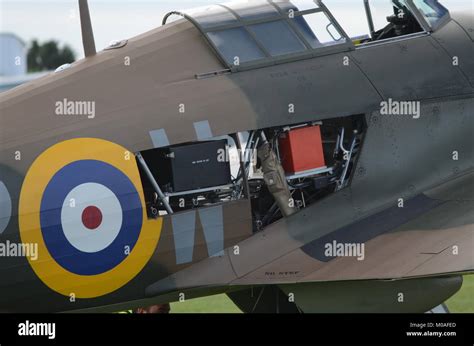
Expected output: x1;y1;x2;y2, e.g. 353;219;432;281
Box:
19;138;162;298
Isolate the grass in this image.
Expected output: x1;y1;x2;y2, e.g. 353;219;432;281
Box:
171;293;241;313
170;275;474;313
446;274;474;313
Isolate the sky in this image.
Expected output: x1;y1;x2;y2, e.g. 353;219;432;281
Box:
0;0;472;59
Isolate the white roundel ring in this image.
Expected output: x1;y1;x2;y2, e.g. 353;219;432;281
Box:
61;183;123;253
0;181;12;234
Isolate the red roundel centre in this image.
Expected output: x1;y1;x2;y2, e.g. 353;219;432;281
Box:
81;206;103;230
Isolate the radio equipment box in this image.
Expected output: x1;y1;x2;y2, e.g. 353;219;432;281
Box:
279;125;326;174
143;140;231;193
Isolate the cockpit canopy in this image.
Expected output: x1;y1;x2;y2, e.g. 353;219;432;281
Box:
163;0;450;72
164;0;352;70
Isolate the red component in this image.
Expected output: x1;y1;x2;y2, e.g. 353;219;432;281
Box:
82;206;103;230
279;125;326;174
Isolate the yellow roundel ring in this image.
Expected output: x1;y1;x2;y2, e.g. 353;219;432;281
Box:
19;138;162;299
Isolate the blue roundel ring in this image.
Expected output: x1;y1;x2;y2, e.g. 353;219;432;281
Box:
40;160;143;275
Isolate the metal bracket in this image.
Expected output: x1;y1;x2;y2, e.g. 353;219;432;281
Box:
136;152;174;215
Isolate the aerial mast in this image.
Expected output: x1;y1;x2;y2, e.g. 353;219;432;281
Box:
79;0;96;57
